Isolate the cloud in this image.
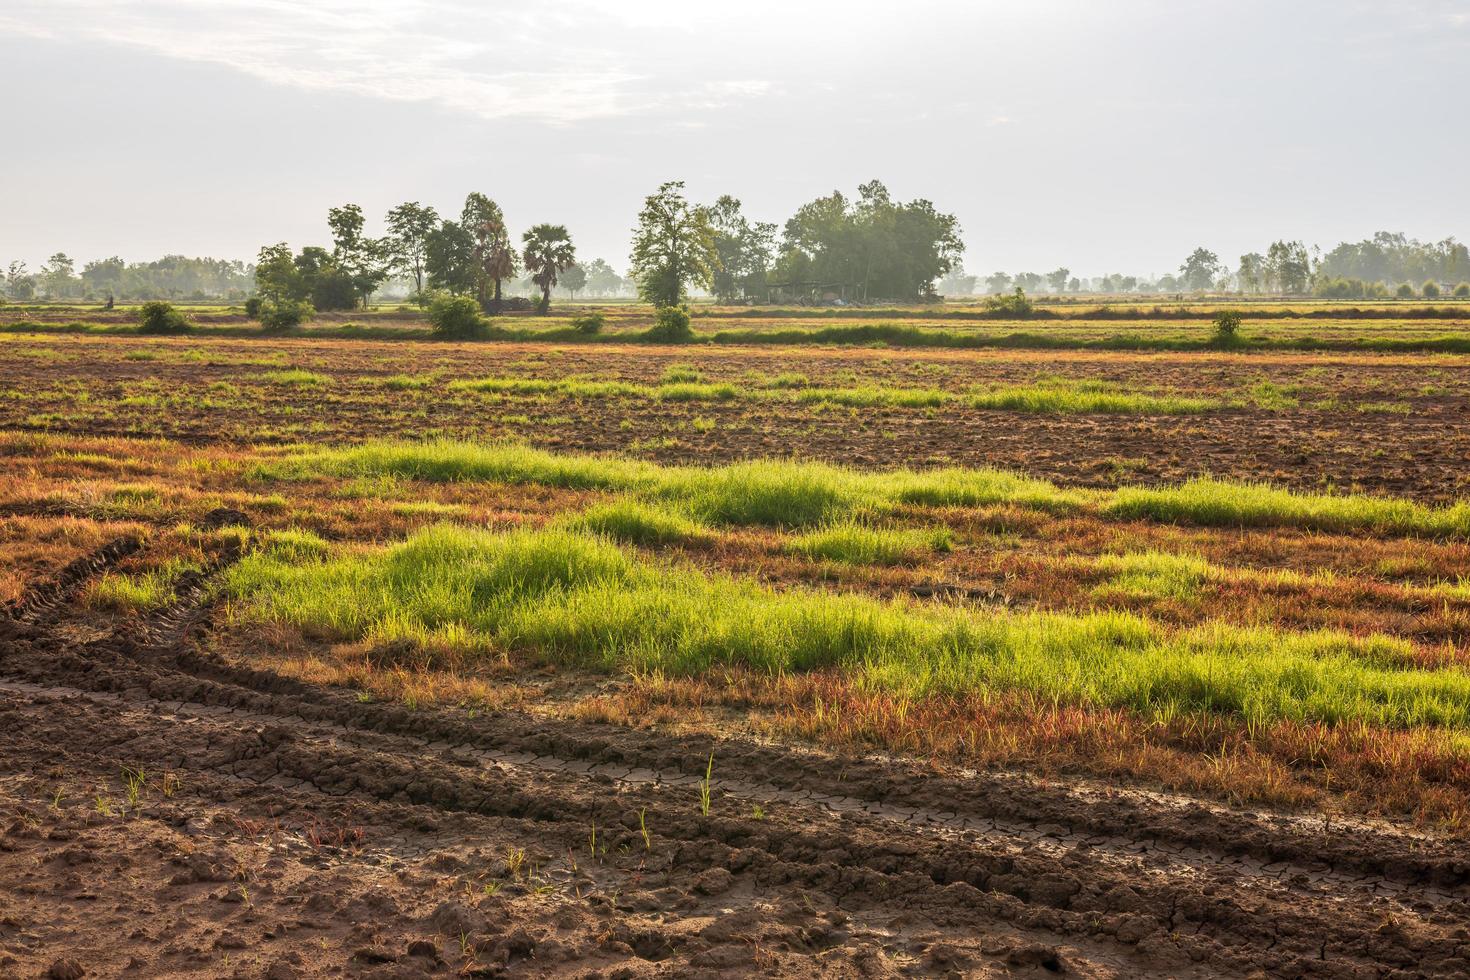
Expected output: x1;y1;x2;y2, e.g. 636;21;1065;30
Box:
0;0;775;123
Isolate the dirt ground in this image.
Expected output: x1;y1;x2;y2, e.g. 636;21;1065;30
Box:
2;530;1469;979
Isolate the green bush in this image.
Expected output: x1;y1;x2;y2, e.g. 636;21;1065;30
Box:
428;294;487;339
1454;283;1470;298
984;287;1034;317
1396;283;1415;298
572;313;605;335
259;299;314;332
645;305;694;343
1422;280;1442;299
1211;310;1243;344
136;301;192;335
243;296;263;318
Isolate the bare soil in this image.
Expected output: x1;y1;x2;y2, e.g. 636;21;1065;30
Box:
3;533;1469;978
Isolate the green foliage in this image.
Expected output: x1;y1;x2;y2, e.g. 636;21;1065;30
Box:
226;523;1470;731
521;224;576;314
1455;283;1470;298
258;299;314;331
1212;310;1243;344
629;181;718;307
645;305;694;343
983;287;1034;316
243;296;262;318
571;313;605;335
1396;283;1416;298
262;368;329;386
427;294;488;339
1421;280;1442;299
136;301;192;335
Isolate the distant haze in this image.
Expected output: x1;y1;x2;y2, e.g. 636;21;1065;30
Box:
1;0;1465;277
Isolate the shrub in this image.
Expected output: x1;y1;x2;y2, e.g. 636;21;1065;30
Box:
984;287;1034;317
1396;283;1415;299
243;296;263;318
136;301;192;335
428;295;487;339
1422;280;1442;299
1211;310;1243;344
1455;283;1470;298
258;299;314;331
646;305;694;343
572;313;605;335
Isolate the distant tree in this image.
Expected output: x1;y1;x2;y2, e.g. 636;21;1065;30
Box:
1046;268;1071;293
81;256;125;296
327;204;388;307
1119;276;1138;292
1455;283;1470;298
40;253;77;299
629;181;718;307
1396;283;1415;298
985;271;1013;295
384;201;440;299
559;263;587;299
581;258;625;297
1179;248;1222;292
5;261;35;300
1264;240;1312;294
136;301;192;335
1422;280;1442;299
1067;277;1081;293
1014;272;1044;293
462;193;517;310
938;266;978;296
708;195;776;303
254;243;304;303
521;224;577;314
1237;253;1265;294
294;245;357;311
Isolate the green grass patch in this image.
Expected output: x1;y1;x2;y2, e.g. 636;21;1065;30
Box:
224;523;1470;732
563;498;710;545
1092;550;1211;601
262;369;330;386
785;522;954;565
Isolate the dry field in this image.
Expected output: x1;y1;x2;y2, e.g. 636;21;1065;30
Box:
3;315;1470;978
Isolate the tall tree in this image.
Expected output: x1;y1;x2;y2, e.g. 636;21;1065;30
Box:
5;260;35;300
1046;267;1071;293
425;220;476;296
40;253;76;298
462;193;516;311
559;263;587;299
327;204;388;307
384;201;440;298
708;195;776;303
629;181;717;307
985;271;1013;295
1265;240;1312;294
1179;248;1223;292
1237;253;1265;294
520;224;577;314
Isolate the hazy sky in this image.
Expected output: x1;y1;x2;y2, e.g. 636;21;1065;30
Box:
2;0;1466;278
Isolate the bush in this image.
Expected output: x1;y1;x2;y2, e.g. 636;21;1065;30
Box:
1422;280;1442;299
984;287;1034;317
645;305;693;343
258;299;314;332
136;301;192;335
572;313;606;335
243;296;262;318
1455;283;1470;298
428;294;487;339
1211;310;1243;344
1396;283;1415;299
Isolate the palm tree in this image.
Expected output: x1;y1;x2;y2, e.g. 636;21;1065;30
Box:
462;193;517;311
521;224;577;314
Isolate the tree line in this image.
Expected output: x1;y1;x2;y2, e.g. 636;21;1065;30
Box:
2;254;254;302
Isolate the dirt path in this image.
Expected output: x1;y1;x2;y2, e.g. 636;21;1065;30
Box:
1;539;1468;977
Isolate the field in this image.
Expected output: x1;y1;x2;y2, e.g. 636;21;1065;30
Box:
4;302;1470;977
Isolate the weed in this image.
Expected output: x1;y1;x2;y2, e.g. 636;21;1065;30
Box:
698;752;714;816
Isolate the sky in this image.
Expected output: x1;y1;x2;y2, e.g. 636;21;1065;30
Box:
1;0;1466;278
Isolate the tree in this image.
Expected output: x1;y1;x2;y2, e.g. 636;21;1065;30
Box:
1014;272;1044;293
40;253;77;298
629;181;718;307
384;201;440;298
254;243;303;303
520;224;577;314
1179;248;1222;292
1265;240;1312;294
5;261;35;300
559;263;587;299
985;271;1013;295
581;258;625;297
327;204;388;307
425;220;476;295
1237;253;1265;294
462;193;517;311
708;195;776;303
1046;268;1071;293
